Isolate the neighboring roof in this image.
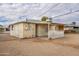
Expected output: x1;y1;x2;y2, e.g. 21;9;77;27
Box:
64;24;79;27
10;20;64;26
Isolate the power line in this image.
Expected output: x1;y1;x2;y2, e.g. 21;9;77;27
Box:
53;10;79;18
38;3;60;17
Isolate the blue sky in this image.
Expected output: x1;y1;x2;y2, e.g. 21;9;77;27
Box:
0;3;79;26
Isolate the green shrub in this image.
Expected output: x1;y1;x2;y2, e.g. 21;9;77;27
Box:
0;28;4;32
41;16;48;21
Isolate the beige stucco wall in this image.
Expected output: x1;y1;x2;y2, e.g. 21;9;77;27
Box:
23;23;36;38
10;23;24;38
10;23;36;38
10;22;64;39
23;24;48;38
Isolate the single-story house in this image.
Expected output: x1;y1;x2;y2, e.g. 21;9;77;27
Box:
64;24;79;33
9;20;64;39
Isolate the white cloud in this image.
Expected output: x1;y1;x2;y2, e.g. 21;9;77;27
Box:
0;3;79;25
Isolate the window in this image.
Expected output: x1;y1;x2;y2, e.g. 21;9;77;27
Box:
58;25;64;31
55;25;64;31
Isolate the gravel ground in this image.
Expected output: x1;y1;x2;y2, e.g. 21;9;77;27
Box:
0;33;79;56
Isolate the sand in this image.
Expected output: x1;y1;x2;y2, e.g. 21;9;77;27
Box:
0;33;79;56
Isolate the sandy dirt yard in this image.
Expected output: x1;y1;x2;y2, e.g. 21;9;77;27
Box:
0;33;79;56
